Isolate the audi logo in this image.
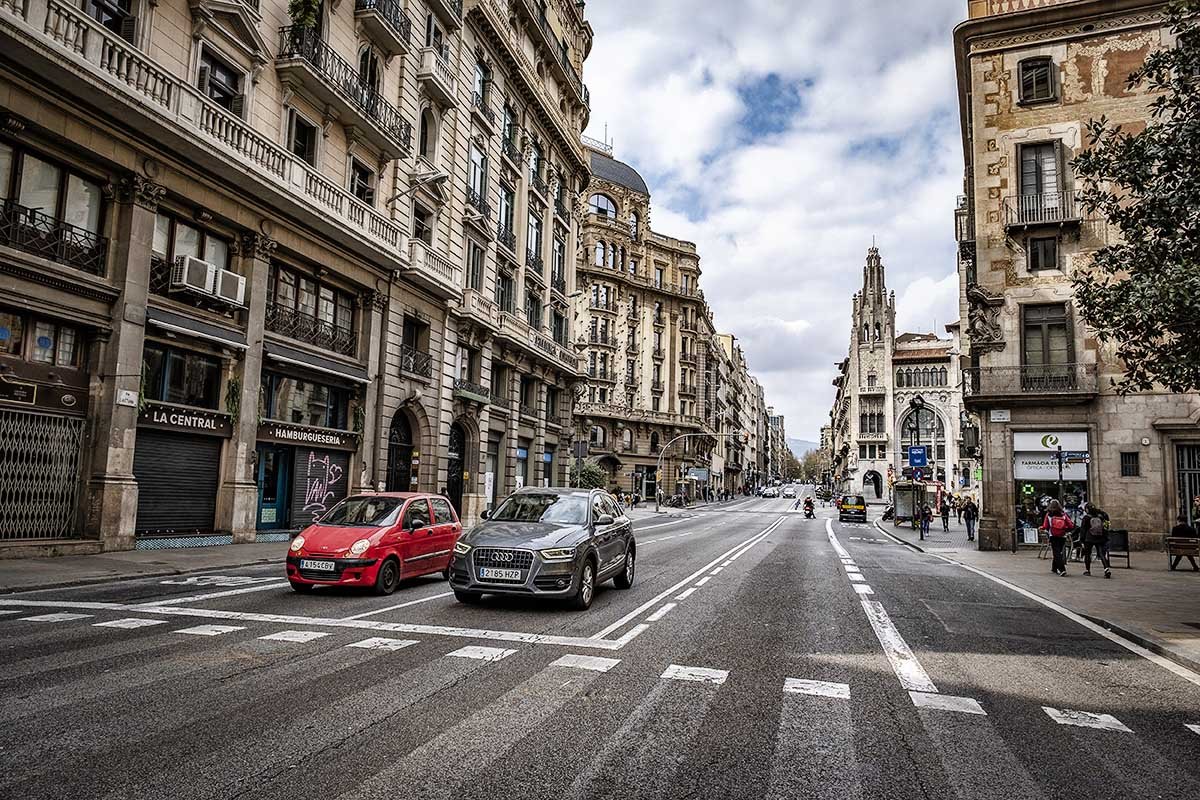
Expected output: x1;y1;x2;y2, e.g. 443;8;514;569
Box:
486;551;515;563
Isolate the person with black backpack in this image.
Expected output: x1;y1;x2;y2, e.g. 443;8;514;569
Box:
1079;503;1111;578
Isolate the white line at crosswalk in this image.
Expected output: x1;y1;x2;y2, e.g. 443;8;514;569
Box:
20;613;92;623
93;618;167;629
1043;706;1132;732
552;654;621;672
448;645;516;661
911;691;986;715
783;678;850;699
346;637;419;651
174;624;245;636
259;630;330;643
662;664;728;685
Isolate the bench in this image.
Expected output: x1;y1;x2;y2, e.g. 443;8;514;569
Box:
1167;537;1200;571
1106;529;1131;569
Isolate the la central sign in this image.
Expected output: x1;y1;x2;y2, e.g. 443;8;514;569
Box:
138;402;233;437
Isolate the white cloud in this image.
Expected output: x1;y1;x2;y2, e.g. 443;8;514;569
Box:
582;0;965;440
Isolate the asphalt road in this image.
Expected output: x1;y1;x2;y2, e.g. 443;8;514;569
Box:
2;488;1199;800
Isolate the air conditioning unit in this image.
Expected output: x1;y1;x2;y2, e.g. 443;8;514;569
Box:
171;256;218;296
213;268;246;306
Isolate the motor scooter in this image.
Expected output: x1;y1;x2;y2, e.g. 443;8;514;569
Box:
803;500;815;519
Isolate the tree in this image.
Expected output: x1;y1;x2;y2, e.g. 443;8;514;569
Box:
800;449;825;483
288;0;320;28
569;460;607;490
1071;0;1200;392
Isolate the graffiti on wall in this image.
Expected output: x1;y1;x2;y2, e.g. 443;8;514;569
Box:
302;451;345;524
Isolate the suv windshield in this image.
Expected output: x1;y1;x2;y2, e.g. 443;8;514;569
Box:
490;493;588;524
321;496;404;527
842;495;866;506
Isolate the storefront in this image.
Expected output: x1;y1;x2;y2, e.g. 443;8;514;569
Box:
1013;431;1090;543
515;441;530;490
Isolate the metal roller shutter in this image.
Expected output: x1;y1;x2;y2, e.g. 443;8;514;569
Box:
133;429;222;535
290;448;350;529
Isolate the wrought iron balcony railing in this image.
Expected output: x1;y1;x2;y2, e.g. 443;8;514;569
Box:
529;171;548;197
652;347;664;359
0;198;107;276
550;272;566;294
680;383;697;395
963;363;1098;398
471;91;496;127
399;343;433;378
526;249;544;275
1004;190;1082;228
497;223;517;252
502;135;522;164
277;26;412;153
466;186;491;219
265;302;357;357
354;0;412;54
589;332;614;346
453;378;491;403
651;380;665;392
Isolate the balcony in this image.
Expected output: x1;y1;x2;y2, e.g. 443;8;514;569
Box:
354;0;412;59
680;353;697;366
453;378;491;404
265;303;357;357
589;332;615;347
459;288;500;330
589;301;616;315
276;26;413;159
625;376;638;389
625;341;639;355
963;363;1098;406
519;402;538;419
428;0;463;30
526;249;544;277
529;171;549;199
512;0;586;106
496;223;517;253
406;239;460;295
550;272;566;295
501;135;522;166
0;198;107;276
679;383;697;396
417;46;459;107
465;187;492;239
680;319;698;333
651;380;664;392
399;343;433;378
497;312;583;375
652;347;665;360
553;194;569;221
970;0;1073;18
470;91;497;131
1004;191;1082;229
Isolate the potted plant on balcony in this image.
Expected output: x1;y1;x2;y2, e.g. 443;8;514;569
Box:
288;0;320;28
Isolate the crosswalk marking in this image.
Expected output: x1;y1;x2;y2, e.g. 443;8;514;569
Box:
258;630;330;643
645;602;676;622
853;584;874;595
783;678;850;699
20;613;92;623
447;644;516;661
861;599;937;693
1043;706;1132;732
552;654;621;673
910;691;986;715
93;618;167;629
661;664;728;685
346;637;419;651
174;624;245;636
1187;723;1200;736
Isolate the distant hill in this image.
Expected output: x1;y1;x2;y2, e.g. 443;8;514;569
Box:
787;438;820;456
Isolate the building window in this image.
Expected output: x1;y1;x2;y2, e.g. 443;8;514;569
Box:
527;209;543;258
268;264;356;339
469;143;488;197
142;342;222;409
1019;142;1061;199
419;108;439;162
859;445;867;459
588;193;617;218
502;105;517;149
651;395;660;412
287;109;318;166
654;266;664;288
412;203;433;245
1120;451;1141;477
402;315;429;352
867;373;876;388
261;372;350;430
1;143;105;239
552;236;566;284
546;387;559;417
495;271;515;313
198;46;244;116
1028;236;1058;271
466;239;484;290
498;184;515;238
152;212;230;271
590;425;607;447
1019;57;1056;104
358;47;381;94
0;309;83;368
529;141;543;183
629;212;640;240
473;60;490;105
525;289;542;328
552;309;567;345
84;0;133;37
349;159;375;204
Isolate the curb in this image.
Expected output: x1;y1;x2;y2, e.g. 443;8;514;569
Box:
1079;613;1200;676
874;520;926;553
0;556;280;595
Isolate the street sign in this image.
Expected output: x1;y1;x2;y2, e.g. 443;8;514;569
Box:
573;441;589;460
901;467;913;479
912;468;925;481
908;446;928;467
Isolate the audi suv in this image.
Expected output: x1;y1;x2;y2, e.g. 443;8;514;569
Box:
448;487;635;610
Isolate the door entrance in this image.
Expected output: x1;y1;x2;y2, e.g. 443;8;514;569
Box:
1178;444;1200;527
256;445;293;530
447;423;466;514
386;411;416;492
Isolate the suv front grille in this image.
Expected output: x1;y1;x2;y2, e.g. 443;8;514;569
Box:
472;548;534;583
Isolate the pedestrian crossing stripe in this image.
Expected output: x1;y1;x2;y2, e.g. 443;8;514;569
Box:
19;612;92;623
346;637;419;651
661;664;728;685
448;645;516;661
910;692;986;715
174;624;245;636
552;654;622;673
258;629;330;643
93;618;167;629
1043;706;1132;732
783;678;850;699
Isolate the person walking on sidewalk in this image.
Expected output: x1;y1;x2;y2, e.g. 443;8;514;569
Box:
919;502;933;540
1080;503;1112;578
962;496;979;542
940;500;951;532
1041;499;1075;576
955;495;963;524
1170;515;1200;571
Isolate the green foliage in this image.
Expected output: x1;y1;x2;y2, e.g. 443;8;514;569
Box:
288;0;320;29
1071;0;1200;392
224;376;241;424
570;459;607;490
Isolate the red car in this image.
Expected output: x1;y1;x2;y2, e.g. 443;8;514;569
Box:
286;493;462;595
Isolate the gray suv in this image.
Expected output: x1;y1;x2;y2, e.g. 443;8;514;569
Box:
448;487;635;610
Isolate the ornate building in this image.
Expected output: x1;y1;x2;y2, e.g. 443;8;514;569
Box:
0;0;592;553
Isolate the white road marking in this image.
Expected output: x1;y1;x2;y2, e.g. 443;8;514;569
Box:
137;581;292;606
552;654;621;673
720;560;733;567
346;637;419;651
860;599;938;694
93;618;167;629
448;645;516;661
853;584;874;595
783;678;850;699
340;591;454;620
0;610;23;616
645;603;676;622
174;624;245;636
676;588;698;601
611;624;649;647
1043;706;1132;733
159;575;277;587
910;691;986;715
1186;723;1200;736
847;574;867;583
709;567;724;575
259;629;330;643
661;664;728;685
19;613;91;623
588;517;784;640
635;518;696;532
694;576;712;587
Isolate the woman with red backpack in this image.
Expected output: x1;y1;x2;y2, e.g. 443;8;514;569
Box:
1041;499;1075;576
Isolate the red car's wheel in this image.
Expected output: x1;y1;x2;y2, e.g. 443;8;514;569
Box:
373;558;400;595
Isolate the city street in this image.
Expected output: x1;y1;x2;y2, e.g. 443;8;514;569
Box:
2;490;1199;800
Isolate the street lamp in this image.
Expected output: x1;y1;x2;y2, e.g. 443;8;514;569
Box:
906;396;929;536
655;430;748;513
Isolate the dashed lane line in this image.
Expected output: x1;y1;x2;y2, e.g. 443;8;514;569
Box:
859;598;938;694
661;664;728;685
675;588;698;601
340;591;454;620
853;584;874;595
694;576;712;587
1043;706;1132;733
645;603;676;622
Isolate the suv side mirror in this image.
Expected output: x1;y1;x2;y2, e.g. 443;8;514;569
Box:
481;510;490;520
595;513;615;526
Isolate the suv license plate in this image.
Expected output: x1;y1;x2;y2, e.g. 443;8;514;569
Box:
479;567;522;581
300;559;335;571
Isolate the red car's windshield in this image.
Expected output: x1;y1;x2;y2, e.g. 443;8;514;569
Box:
320;497;404;527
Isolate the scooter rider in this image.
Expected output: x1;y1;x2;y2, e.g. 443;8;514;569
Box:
802;496;815;518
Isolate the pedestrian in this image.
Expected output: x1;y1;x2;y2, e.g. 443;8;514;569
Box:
1079;503;1112;578
940;500;950;532
1041;499;1075;576
955;495;964;524
962;496;979;542
1170;514;1200;571
919;502;932;540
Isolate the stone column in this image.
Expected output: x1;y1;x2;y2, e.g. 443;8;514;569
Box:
533;380;547;487
83;174;162;550
354;289;386;494
214;233;274;544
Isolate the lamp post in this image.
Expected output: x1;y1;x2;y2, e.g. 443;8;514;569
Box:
656;431;747;513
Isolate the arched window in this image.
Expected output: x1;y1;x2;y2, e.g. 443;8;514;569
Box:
358;47;381;94
418;108;438;161
608;245;616;269
939;367;948;386
896;370;905;388
588;193;617;218
629;212;640;240
594;240;605;267
874;322;881;341
621;428;633;450
922;368;931;386
650;431;660;452
590;425;607;447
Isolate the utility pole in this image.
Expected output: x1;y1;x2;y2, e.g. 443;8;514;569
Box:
656;431;747;513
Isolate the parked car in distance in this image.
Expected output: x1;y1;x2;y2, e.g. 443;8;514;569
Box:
838;494;868;523
782;487;797;499
286;493;462;595
448;487;635;610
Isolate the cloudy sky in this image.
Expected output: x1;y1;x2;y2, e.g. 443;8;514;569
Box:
581;0;966;442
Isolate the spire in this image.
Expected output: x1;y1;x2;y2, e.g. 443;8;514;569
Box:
862;244;886;302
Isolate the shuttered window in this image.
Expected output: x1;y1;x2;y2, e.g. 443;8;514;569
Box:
1019;58;1056;103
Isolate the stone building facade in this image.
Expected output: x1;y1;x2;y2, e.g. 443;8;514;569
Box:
0;0;592;554
955;0;1199;550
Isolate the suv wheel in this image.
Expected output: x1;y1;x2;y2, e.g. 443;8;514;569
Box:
613;549;635;589
571;560;596;610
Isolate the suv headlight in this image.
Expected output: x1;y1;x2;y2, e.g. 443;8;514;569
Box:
539;547;577;561
289;536;305;553
453;541;472;555
348;538;371;556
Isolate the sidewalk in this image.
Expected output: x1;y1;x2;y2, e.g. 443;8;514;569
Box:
877;515;1200;674
0;542;286;594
